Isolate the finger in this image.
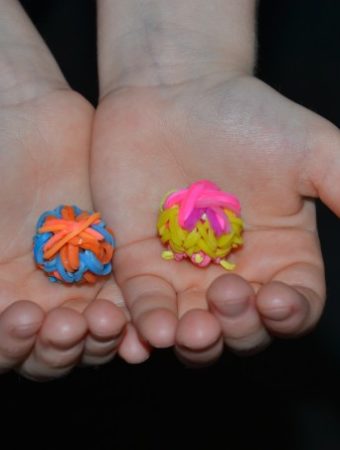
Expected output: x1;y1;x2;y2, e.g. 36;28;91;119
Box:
0;0;67;105
207;274;271;354
18;307;87;381
122;275;178;348
62;284;128;365
175;289;222;365
257;262;325;337
176;288;221;341
0;300;44;373
118;323;151;363
175;308;223;366
81;299;126;366
175;337;224;368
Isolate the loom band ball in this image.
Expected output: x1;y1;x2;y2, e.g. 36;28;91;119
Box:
157;180;244;270
33;205;115;284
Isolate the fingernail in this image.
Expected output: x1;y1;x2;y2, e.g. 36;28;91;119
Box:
213;298;248;317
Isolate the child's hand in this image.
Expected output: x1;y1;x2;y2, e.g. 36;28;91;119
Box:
0;1;126;380
92;74;338;365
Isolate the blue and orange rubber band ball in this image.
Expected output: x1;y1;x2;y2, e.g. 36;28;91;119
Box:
157;180;244;270
33;205;115;284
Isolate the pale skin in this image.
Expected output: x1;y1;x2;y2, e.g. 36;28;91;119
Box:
0;0;129;380
0;0;339;379
93;0;340;364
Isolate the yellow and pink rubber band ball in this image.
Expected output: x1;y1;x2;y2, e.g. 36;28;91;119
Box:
157;180;244;270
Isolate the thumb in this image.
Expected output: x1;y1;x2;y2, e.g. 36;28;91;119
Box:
305;118;340;215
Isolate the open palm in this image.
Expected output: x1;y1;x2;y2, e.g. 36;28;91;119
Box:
92;75;339;364
0;2;126;379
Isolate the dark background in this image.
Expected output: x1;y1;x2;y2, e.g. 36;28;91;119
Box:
2;1;340;449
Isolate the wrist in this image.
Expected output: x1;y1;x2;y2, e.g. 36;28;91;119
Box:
97;0;256;95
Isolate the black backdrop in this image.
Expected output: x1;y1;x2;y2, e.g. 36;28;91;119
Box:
2;1;340;449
